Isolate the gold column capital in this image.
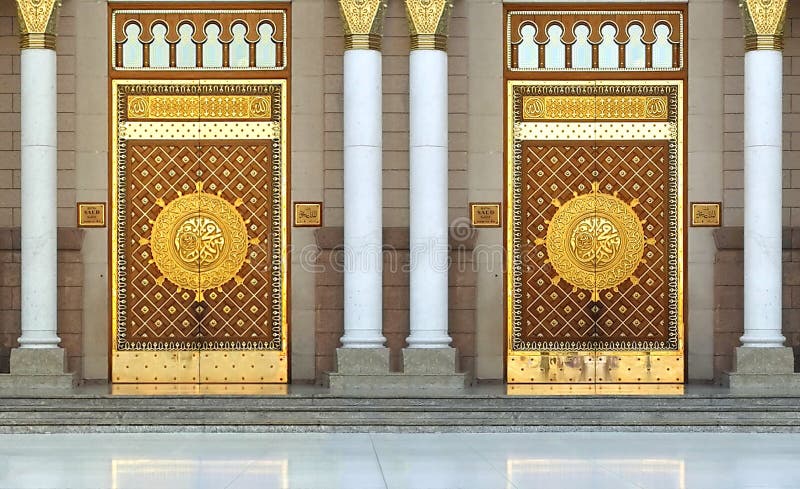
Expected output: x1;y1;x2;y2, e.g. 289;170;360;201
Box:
404;0;454;51
339;0;388;51
15;0;60;50
739;0;788;51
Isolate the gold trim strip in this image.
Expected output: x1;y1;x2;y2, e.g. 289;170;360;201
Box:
20;33;56;50
410;34;447;51
507;384;685;396
513;121;674;141
744;35;784;51
344;34;383;50
119;121;281;140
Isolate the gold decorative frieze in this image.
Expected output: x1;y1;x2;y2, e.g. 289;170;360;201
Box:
127;96;272;121
739;0;788;51
15;0;60;49
522;96;669;121
404;0;453;51
339;0;387;51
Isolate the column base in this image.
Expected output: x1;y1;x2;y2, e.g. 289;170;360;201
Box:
333;348;391;375
724;347;800;394
0;348;76;392
326;347;466;395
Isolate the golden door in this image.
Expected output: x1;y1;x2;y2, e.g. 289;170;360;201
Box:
110;80;288;383
505;81;685;384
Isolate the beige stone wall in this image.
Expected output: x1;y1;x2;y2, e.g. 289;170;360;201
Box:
723;0;800;226
687;0;726;380
467;0;504;381
291;0;326;382
74;0;108;380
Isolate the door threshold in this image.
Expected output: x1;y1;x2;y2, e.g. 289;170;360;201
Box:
110;383;289;396
506;383;685;396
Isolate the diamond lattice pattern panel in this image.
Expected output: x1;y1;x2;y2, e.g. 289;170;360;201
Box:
197;143;275;349
126;142;201;349
521;141;669;348
124;142;275;350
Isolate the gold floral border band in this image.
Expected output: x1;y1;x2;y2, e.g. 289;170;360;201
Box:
740;0;788;51
15;0;60;49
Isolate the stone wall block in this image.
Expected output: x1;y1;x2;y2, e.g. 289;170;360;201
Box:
714;308;744;333
714;262;744;285
315;309;342;333
715;285;744;309
784;262;800;285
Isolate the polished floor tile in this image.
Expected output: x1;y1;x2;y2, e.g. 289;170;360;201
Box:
1;432;800;488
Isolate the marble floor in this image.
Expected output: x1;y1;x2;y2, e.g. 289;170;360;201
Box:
0;432;799;489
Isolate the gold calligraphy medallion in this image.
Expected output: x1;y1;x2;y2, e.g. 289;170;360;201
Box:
140;181;261;302
537;182;654;301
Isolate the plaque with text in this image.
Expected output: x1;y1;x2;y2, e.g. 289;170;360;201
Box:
470;203;501;228
77;202;106;228
691;202;721;227
294;202;322;227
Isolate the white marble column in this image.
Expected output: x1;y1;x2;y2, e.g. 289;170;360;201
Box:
407;49;451;348
16;7;60;349
339;1;386;348
406;1;454;349
739;0;788;349
341;49;385;348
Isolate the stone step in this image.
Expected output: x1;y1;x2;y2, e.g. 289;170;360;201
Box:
1;394;800;433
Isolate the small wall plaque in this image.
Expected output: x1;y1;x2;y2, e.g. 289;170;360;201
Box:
470;202;502;228
293;202;323;227
691;202;722;227
77;202;106;228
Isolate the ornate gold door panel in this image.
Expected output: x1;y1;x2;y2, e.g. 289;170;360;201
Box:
111;81;288;383
506;81;684;384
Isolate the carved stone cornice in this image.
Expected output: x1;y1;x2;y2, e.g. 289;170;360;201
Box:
15;0;60;50
338;0;388;51
739;0;788;51
404;0;454;51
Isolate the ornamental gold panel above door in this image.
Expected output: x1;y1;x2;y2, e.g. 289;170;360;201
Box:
110;80;288;383
506;81;685;384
